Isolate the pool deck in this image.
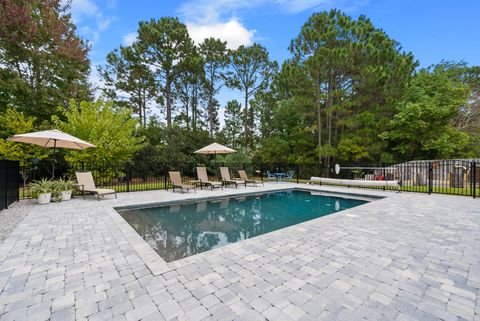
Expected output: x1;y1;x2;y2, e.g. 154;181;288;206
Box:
0;183;479;321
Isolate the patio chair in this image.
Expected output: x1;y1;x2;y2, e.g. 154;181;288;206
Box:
266;170;276;180
286;171;294;180
169;171;196;193
75;171;117;200
196;167;223;190
238;170;264;187
220;167;246;188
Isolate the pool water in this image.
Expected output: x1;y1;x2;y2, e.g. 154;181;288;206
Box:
118;189;368;262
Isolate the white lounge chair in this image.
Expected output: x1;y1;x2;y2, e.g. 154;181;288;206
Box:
75;171;117;200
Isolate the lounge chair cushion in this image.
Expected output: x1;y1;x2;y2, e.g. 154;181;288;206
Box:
84;188;116;195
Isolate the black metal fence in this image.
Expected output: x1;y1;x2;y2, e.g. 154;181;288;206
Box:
0;160;20;209
336;159;479;198
14;159;480;199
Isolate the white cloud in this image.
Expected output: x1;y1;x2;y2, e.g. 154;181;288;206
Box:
187;20;255;49
179;0;366;22
179;0;261;23
179;0;359;49
273;0;331;14
88;65;105;98
69;0;115;45
70;0;101;21
122;32;137;46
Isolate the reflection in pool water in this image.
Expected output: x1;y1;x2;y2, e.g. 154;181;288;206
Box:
119;190;367;262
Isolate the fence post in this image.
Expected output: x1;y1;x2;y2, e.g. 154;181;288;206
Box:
473;161;477;199
126;164;131;193
296;163;299;184
428;162;433;194
260;163;264;182
164;165;168;191
382;168;386;191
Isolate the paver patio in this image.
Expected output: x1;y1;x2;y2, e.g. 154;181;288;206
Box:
0;183;479;321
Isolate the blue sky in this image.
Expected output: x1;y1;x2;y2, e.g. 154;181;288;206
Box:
70;0;480;119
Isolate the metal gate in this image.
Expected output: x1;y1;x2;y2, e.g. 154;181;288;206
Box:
0;160;19;210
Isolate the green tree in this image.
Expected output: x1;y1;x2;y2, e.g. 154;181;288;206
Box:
137;17;194;128
289;9;416;168
99;45;156;126
199;38;229;138
250;91;276;142
53;100;144;164
0;109;50;163
447;62;480;154
0;0;91;120
227;43;278;148
223;100;243;149
381;65;473;160
174;50;206;131
257;97;316;163
205;98;220;137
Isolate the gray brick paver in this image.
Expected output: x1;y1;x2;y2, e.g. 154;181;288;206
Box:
0;185;479;321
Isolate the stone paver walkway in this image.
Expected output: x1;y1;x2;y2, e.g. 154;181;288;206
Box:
0;183;479;321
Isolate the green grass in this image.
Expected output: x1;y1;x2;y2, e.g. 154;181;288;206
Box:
306;181;479;197
19;179;479;199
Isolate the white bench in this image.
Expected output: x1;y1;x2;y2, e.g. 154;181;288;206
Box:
310;177;400;191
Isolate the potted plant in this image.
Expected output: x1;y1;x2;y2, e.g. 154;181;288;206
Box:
28;178;53;205
55;177;75;201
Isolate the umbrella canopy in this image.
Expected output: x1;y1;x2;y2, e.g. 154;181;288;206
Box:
194;143;236;155
7;129;95;178
7;129;95;149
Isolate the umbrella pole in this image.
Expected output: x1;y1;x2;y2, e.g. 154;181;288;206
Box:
52;139;57;179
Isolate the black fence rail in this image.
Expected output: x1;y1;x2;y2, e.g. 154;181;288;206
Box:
14;159;480;199
0;160;20;209
335;159;479;198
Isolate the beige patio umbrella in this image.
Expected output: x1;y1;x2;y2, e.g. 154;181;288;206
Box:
194;143;236;155
194;142;236;164
7;129;95;177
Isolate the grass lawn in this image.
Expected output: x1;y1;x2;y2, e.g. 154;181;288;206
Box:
19;179;479;199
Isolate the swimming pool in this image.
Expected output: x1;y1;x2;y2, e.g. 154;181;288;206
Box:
118;189;369;262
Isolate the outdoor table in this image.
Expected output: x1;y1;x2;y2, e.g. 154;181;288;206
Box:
188;180;203;189
274;172;286;182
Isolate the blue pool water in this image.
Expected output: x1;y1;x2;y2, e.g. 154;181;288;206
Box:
118;189;368;262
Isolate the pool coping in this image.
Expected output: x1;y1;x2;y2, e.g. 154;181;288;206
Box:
107;185;390;276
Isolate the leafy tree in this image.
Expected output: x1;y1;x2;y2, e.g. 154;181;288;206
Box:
250;91;276;141
99;45;156;126
53;100;144;164
0;109;50;182
381;65;472;160
445;62;480;154
289;9;416;168
199;38;229;138
205;98;220;138
257;97;316;164
0;109;50;163
137;17;194;128
227;43;278;148
174;50;206;131
223;100;243;149
0;0;91;120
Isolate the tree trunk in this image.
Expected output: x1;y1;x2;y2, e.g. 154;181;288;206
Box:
316;75;322;169
326;79;334;177
244;89;249;148
165;69;172;128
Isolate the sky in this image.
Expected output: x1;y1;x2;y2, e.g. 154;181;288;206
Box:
69;0;480;120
